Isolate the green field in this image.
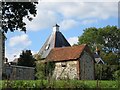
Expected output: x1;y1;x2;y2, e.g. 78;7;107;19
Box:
0;80;120;89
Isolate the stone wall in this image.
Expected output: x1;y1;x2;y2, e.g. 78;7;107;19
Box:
52;61;78;80
80;51;94;80
4;65;35;80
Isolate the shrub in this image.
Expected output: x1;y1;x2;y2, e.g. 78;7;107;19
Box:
35;62;46;79
113;70;120;80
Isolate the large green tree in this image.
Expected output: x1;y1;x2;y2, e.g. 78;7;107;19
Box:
17;50;36;67
1;2;38;33
78;25;120;65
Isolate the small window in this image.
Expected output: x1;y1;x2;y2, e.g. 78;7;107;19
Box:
61;62;67;67
45;44;50;50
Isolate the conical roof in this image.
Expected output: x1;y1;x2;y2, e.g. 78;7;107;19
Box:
38;24;71;59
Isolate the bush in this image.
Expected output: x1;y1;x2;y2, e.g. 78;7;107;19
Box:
95;64;120;80
113;70;120;80
35;62;46;79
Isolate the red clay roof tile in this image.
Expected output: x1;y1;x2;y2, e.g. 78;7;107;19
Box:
46;44;87;62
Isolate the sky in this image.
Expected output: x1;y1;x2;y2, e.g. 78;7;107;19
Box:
5;0;119;62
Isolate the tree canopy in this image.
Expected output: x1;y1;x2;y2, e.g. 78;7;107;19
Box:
17;50;36;67
2;2;38;33
78;25;120;65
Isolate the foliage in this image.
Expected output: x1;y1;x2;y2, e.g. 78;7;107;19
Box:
103;52;119;65
17;50;36;67
45;61;55;78
35;62;46;80
113;70;120;80
78;25;120;65
2;2;38;33
95;64;120;80
1;80;119;89
35;60;55;80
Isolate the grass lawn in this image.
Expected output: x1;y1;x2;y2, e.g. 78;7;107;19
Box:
0;80;120;89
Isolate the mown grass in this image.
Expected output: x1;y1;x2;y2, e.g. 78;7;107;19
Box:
0;80;119;89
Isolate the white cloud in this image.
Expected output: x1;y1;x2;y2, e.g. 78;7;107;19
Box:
24;2;117;31
81;19;98;25
58;2;117;20
5;48;21;62
7;34;32;61
68;37;78;46
60;19;79;30
24;3;60;31
25;10;59;31
41;0;119;2
9;34;32;47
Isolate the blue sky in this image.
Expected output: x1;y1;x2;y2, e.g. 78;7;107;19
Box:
5;0;118;61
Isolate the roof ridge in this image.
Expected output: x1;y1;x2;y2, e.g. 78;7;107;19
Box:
53;44;87;49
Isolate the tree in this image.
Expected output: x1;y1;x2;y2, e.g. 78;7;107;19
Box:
34;54;46;79
95;64;120;80
78;27;99;51
35;55;55;80
78;25;120;65
98;26;120;53
103;51;119;65
17;50;36;67
2;2;38;33
35;62;46;79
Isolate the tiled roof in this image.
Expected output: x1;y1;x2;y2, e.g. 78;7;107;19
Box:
46;44;89;62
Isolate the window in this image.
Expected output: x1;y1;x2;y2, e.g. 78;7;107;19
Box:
45;44;50;50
